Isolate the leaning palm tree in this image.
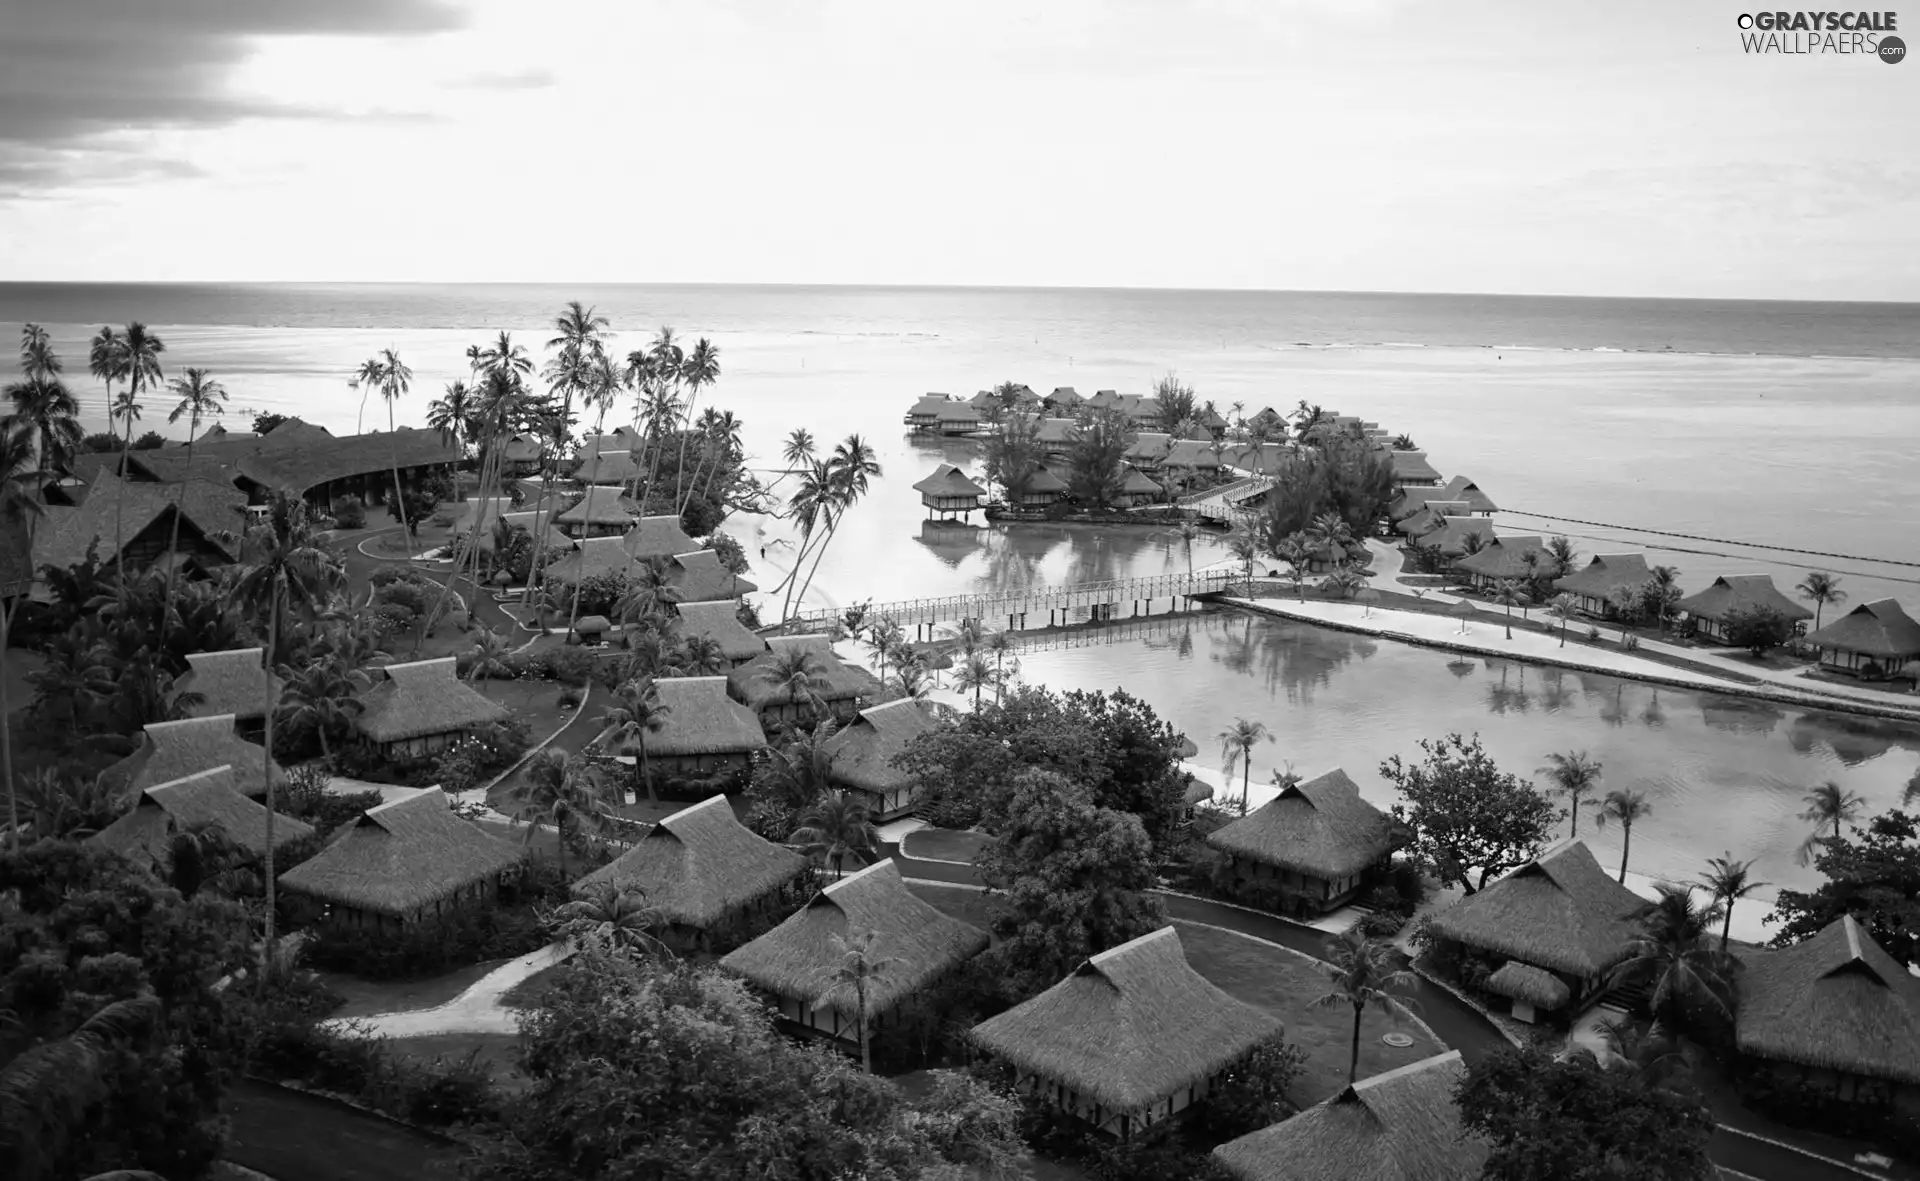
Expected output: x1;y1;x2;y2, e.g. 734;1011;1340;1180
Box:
1587;787;1653;883
1796;780;1865;864
793;435;883;613
160;367;227;615
1315;927;1416;1084
1218;717;1273;817
597;678;671;803
374;348;416;556
865;615;905;682
1614;882;1732;1035
509;748;607;877
952;652;997;709
1539;750;1602;838
776;458;837;620
1796;571;1846;633
0;421;45;850
1490;579;1529;640
464;629;515;698
1698;854;1770;954
1174;517;1204;580
818;927;899;1074
111;323;165;600
674;338;721;517
792;790;878;878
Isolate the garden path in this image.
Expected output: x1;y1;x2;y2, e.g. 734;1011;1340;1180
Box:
321;941;571;1039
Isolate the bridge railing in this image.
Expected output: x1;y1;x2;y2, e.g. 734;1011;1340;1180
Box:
791;570;1237;631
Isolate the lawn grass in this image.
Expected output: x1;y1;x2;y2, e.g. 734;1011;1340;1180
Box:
321;958;508;1020
500;961;566;1010
223;1078;466;1181
382;1031;532;1095
903;828;992;864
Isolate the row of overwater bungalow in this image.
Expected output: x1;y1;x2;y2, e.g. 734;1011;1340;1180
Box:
903;387;1186;437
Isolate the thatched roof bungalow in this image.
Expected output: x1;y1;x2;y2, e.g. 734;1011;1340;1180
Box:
1452;536;1546;588
574;449;643;487
1163;439;1224;473
1217;442;1293;477
1011;464;1067;509
666;549;759;600
175;648;280;725
542;535;629;585
103;714;284;801
1213;1051;1486;1181
91;766;315;869
1412;516;1497;559
720;860;988;1044
277;789;522;931
913;464;987;520
27;471;245;590
820;697;945;820
904;394;953;432
1205;769;1401;916
1379;449;1441;486
1554;554;1653;616
622;514;700;561
673;599;768;667
355;657;509;765
482;508;570;557
1046;387;1082;411
728;635;882;725
1393;502;1472;537
1675;575;1813;644
500;432;544;474
1117;465;1163;507
1804;599;1920;676
639;676;768;781
1033;417;1079;455
972;927;1282;1140
555;486;638;537
1123;432;1173;469
1395;475;1497;520
934;400;982;434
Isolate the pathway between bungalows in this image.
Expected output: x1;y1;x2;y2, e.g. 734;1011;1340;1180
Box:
321;941;571;1039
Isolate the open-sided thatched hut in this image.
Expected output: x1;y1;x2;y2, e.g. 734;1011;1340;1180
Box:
673;599;769;667
912;464;987;521
728;635;883;725
555;486;638;537
719;860;988;1046
1554;554;1653;617
820;697;944;820
174;648;280;727
1452;536;1547;589
354;657;509;766
1212;1051;1487;1181
623;514;699;562
91;766;315;869
1205;768;1401;916
1675;574;1813;644
277;789;522;932
971;927;1282;1140
103;714;285;801
640;676;768;782
1803;599;1920;677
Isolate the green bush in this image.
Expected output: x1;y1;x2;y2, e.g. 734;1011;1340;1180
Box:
375;580;432;617
545;646;596;686
330;496;368;529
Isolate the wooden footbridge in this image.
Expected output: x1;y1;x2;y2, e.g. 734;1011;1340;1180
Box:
792;570;1236;640
1178;475;1274;523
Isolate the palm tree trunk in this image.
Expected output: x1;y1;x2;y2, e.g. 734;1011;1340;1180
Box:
114;377;137;606
857;977;871;1074
262;580;281;985
1504;605;1512;640
160;417;199;644
1570;797;1579;839
1559;619;1567;648
1;599;16;852
1618;824;1632;884
1349;1004;1363;1084
420;441;497;656
387;402;413;563
1721;904;1733;954
641;744;655;803
674;385;702;518
1240;760;1250;817
567;407;611;639
794;516;841;618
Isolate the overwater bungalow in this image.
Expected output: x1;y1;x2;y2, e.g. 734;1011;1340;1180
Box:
728;636;881;725
1675;575;1813;643
623;514;700;562
1034;417;1079;456
574;449;643;487
1123;432;1173;471
720;860;989;1048
1392;476;1497;520
912;464;988;521
640;676;769;783
1205;768;1401;916
278;789;522;932
1212;1051;1487;1181
1452;536;1546;589
1118;465;1164;507
820;697;945;820
91;766;315;871
174;648;280;728
904;394;953;433
1380;449;1443;487
665;549;759;601
1425;841;1642;1024
103;714;284;801
1010;466;1068;510
672;600;769;667
355;657;509;766
934;399;983;435
573;795;806;947
971;927;1282;1140
556;486;638;537
1803;599;1920;677
1553;553;1654;616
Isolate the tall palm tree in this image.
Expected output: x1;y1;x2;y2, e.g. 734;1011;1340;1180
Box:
1490;579;1529;640
597;678;670;802
1174;518;1203;579
792;790;878;878
794;435;882;613
758;646;830;724
1273;532;1312;600
891;662;935;701
510;748;607;877
1587;787;1653;883
1796;780;1865;864
772;427;816;492
374;348;415;555
984;629;1018;704
953;652;997;708
159;367;227;615
1645;565;1683;632
464;629;515;698
1218;717;1273;816
1615;883;1732;1033
1539;750;1602;838
777;458;836;620
7;327;83;476
89;325;127;449
866;615;905;682
0;421;44;850
1545;535;1578;577
1796;571;1846;633
1698;854;1769;954
426;380;475;456
1226;528;1260;597
1548;592;1578;647
635;327;685;501
675;337;721;517
758;719;840;811
1315;927;1416;1084
692;407;743;506
818;927;899;1074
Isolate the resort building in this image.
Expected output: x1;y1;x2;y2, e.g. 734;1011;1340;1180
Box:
103;714;285;801
500;433;544;476
1379;449;1442;487
174;648;280;729
1124;396;1164;428
639;676;768;782
665;549;759;601
1675;575;1814;644
935;399;982;435
1734;915;1920;1115
129;420;461;510
91;766;315;871
971;927;1283;1140
1425;841;1643;1024
1554;554;1654;617
1411;516;1498;559
1451;536;1547;589
1217;442;1292;477
496;509;571;557
354;657;510;766
1117;465;1164;507
574;449;643;487
1803;599;1920;677
575;431;631;456
720;860;989;1047
1212;1052;1488;1181
672;600;769;667
1123;432;1173;471
456;495;515;534
556;486;639;538
728;635;881;726
1010;466;1068;510
820;697;944;820
277;789;522;932
3;470;248;597
1390;477;1495;521
1033;417;1079;457
912;464;988;521
622;514;700;562
541;536;631;588
1393;501;1472;538
1205;768;1402;916
1046;387;1082;412
1162;439;1224;479
573;795;807;948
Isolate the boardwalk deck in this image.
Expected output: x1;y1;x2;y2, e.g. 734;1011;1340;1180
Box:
791;570;1236;637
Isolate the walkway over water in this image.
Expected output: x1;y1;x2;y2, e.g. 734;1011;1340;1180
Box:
1178;475;1273;522
792;570;1237;637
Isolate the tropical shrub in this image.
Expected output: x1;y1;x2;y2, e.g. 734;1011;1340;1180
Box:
1723;604;1796;656
329;495;368;529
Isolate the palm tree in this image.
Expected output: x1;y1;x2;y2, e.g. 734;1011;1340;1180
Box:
0;993;162;1181
984;629;1018;704
891;662;935;701
1606;585;1639;643
1273;532;1312;600
1319;568;1365;601
1308;511;1353;565
553;881;666;956
1587;787;1653;883
758;646;830;724
7;328;83;475
598;678;671;802
465;629;515;697
1548;592;1578;647
777;458;837;621
1594;1017;1692;1092
1538;750;1602;838
89;324;126;450
818;927;899;1074
675;338;721;517
866;615;905;682
1615;883;1733;1033
0;421;45;850
1490;579;1529;640
1226;529;1260;597
792;790;878;878
510;748;607;877
953;652;997;708
373;348;416;556
758;719;840;811
1174;518;1204;580
1545;535;1578;577
111;324;165;598
277;660;366;763
1218;717;1273;816
426;380;476;455
1698;854;1769;954
1796;571;1846;633
159;367;227;615
1645;565;1683;633
793;435;882;613
1315;927;1416;1084
1796;780;1865;864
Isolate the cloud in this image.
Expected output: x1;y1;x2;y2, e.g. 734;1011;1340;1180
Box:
452;67;557;91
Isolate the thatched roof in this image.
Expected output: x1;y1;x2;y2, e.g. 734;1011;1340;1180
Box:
556;486;638;526
729;636;883;709
576;432;630;456
277;789;522;917
1218;442;1293;476
485;509;571;554
912;464;987;499
1805;599;1920;660
1675;575;1813;625
175;648;280;723
574;449;643;486
971;927;1282;1114
457;496;515;531
91;766;314;866
356;658;509;743
906;395;952;420
936;401;981;425
641;676;768;757
1020;466;1068;493
502;433;543;462
1124;433;1173;462
1212;1051;1485;1181
1736;916;1920;1084
673;600;769;662
1182;776;1215;806
1381;450;1441;483
1119;465;1162;496
821;698;944;794
1047;387;1082;407
1417;516;1498;558
665;549;759;599
1435;475;1497;514
544;535;627;584
220;426;458;495
720;860;988;1017
1034;417;1078;447
33;471;246;574
1452;537;1546;581
103;715;284;800
574;795;807;927
1205;768;1399;879
1486;961;1571;1009
1127;396;1163;422
1555;554;1653;600
624;514;700;560
1426;841;1643;977
1394;503;1472;536
1164;440;1223;469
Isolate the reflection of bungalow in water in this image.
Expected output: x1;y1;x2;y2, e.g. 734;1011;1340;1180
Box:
672;600;768;667
1789;715;1898;767
103;714;285;801
91;766;314;871
1554;553;1653;616
1118;465;1163;507
1698;696;1784;736
1205;769;1402;916
821;697;945;820
1426;841;1642;1024
1675;574;1812;644
1379;448;1442;487
641;676;769;781
175;648;280;729
1452;536;1546;589
1734;915;1920;1119
1010;466;1068;510
1804;599;1920;678
912;463;987;521
721;860;988;1048
914;519;986;568
728;635;883;726
355;658;509;766
971;927;1282;1140
556;486;639;537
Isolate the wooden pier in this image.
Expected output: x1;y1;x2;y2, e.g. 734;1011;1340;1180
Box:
791;570;1236;640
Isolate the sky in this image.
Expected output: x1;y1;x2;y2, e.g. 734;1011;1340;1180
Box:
0;0;1915;299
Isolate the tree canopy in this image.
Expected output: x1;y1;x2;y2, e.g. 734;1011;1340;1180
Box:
1380;733;1562;893
1768;809;1920;963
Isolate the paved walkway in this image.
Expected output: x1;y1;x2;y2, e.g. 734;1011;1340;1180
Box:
321;941;570;1038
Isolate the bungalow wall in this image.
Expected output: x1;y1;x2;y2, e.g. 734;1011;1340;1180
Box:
1745;1059;1920;1117
376;729;469;766
1016;1071;1218;1141
921;493;981;519
649;750;756;782
564;520;628;540
305;876;502;934
1015;489;1063;509
774;994;895;1047
1226;854;1385;914
905;413;938;434
1816;647;1903;675
843;781;914;822
753;697;863;727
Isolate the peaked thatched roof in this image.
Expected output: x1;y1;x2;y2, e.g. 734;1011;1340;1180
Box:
1675;575;1813;625
667;549;759;599
1736;916;1920;1084
278;789;522;917
720;860;988;1017
502;433;544;462
1124;433;1173;462
576;432;630;456
488;509;571;554
103;715;285;800
457;496;516;531
1486;961;1571;1009
1381;450;1441;483
1033;417;1079;447
222;426;458;495
936;400;981;425
574;449;643;486
1452;537;1546;581
356;658;509;743
1164;439;1223;469
1426;841;1644;977
729;636;884;709
906;394;953;420
912;464;987;499
624;514;700;560
971;927;1281;1114
641;676;768;757
1804;599;1920;659
1416;517;1498;558
175;648;280;723
544;535;633;584
1218;442;1294;476
1555;554;1654;600
673;600;769;662
821;698;945;794
1047;387;1082;407
556;485;638;525
1119;465;1162;496
1436;476;1498;514
32;471;247;574
1020;466;1068;493
1205;768;1399;879
574;795;806;926
1212;1051;1486;1181
1394;503;1472;536
91;766;314;866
